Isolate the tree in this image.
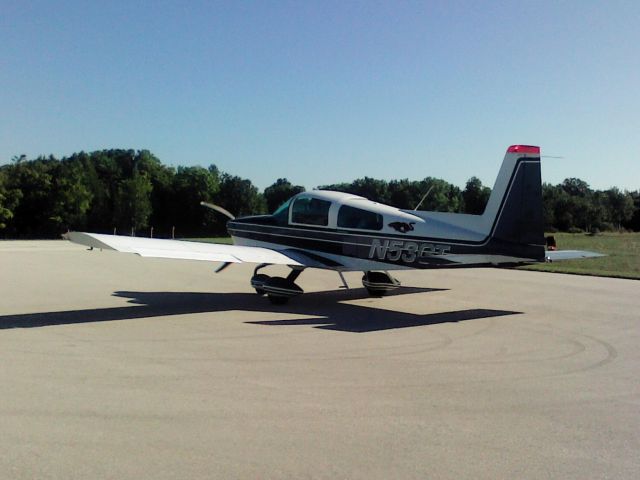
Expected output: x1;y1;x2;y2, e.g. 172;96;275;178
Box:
0;169;22;230
216;173;266;218
541;183;558;230
316;181;354;195
462;177;491;214
113;170;153;234
542;184;575;231
602;188;635;230
317;177;390;204
625;191;640;231
3;156;59;235
350;177;390;204
561;178;591;197
583;192;608;231
264;178;305;213
135;150;176;234
388;179;425;209
318;176;462;212
48;157;92;231
170;165;220;235
2;149;637;236
415;177;462;212
543;179;614;232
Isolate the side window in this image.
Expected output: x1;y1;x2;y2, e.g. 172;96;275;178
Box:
337;205;383;230
291;197;331;226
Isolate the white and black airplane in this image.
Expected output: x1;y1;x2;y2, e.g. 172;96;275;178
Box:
66;145;602;304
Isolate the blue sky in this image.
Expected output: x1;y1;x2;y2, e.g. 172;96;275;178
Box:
1;0;639;191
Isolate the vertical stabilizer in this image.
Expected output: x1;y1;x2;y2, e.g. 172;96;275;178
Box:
483;145;545;259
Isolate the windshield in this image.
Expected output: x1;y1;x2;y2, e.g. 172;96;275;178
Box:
272;198;292;224
273;198;291;216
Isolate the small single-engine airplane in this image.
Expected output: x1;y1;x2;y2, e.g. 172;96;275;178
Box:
66;145;602;304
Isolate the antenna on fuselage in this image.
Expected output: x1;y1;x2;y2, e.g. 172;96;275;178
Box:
413;186;434;211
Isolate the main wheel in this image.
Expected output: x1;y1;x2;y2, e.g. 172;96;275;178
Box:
362;271;400;297
251;273;270;296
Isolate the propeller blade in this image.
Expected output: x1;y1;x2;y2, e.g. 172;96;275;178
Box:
200;201;235;220
214;262;233;273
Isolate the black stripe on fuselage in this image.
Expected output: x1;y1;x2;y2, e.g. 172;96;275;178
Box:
228;222;544;267
228;225;458;268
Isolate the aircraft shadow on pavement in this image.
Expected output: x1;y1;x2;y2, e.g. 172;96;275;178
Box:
0;287;521;333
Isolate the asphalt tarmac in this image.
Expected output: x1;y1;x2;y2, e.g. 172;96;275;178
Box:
1;240;638;479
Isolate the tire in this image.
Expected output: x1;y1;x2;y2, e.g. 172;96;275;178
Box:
251;274;270;295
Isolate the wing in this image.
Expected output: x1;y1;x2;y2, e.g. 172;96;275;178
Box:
545;250;605;262
65;232;303;266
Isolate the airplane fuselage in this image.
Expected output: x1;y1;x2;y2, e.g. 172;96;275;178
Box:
228;151;547;272
227;193;545;272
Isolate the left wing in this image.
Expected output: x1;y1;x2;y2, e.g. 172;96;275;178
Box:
64;232;303;266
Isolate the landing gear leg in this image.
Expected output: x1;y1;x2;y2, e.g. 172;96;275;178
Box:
338;271;349;289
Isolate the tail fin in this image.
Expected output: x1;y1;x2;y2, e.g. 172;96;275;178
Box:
483;145;545;258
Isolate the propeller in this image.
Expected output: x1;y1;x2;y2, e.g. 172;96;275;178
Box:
200;201;236;274
200;201;235;220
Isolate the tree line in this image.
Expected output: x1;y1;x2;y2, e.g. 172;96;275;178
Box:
0;149;638;238
0;150;300;238
320;176;640;233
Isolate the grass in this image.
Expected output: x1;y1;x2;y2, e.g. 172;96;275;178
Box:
183;236;233;245
185;233;640;281
518;232;640;280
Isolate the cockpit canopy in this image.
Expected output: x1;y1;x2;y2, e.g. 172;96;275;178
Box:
272;191;420;232
291;196;331;226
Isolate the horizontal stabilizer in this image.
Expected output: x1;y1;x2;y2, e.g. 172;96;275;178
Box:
545;250;605;262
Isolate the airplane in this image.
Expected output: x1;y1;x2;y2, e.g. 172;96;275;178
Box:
65;145;602;304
